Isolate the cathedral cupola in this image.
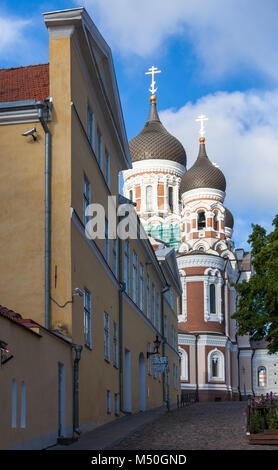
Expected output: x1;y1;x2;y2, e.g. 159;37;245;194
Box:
180;136;226;195
129;94;187;167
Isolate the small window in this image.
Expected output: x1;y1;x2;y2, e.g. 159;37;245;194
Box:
12;379;17;428
114;393;119;416
107;390;111;414
146;185;153;211
213;212;218;231
124;240;130;295
212;356;219;377
168;186;173;212
198;211;206;230
156;293;161;333
152;284;156;326
84;290;92;348
113;322;118;367
20;381;26;428
104;149;110;188
258;366;267;387
147;275;151;319
140;264;144;312
83;174;91;226
209;284;216;314
129;190;133;202
133;251;138;304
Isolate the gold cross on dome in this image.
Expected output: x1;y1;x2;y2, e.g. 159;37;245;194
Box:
145;65;161;95
196;114;208;137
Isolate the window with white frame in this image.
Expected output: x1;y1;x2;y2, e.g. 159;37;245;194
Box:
97;127;103;170
104;218;110;264
104;312;110;361
156;293;161;332
84;289;92;348
113;239;118;277
179;348;188;381
258;366;267;387
83;174;91;226
209;284;216;314
114;393;119;416
124;240;130;295
146;185;153;211
107;390;111;414
147;275;151;319
20;381;26;428
113;321;118;367
12;378;16;428
168;186;174;212
208;349;225;382
152;284;156;326
87;103;95;150
140;263;144;311
104;148;110;188
132;251;138;304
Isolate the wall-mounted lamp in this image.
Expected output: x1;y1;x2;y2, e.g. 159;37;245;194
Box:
147;335;161;358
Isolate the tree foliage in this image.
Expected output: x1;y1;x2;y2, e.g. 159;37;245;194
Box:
232;214;278;354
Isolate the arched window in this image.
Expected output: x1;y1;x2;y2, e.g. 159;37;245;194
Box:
197;211;206;230
208;349;225;381
258;366;267;387
168;186;173;212
213;212;218;231
179;348;188;381
209;284;216;314
129;190;133;201
146;185;153;211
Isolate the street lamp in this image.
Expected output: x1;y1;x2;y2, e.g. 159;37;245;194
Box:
147;335;161;358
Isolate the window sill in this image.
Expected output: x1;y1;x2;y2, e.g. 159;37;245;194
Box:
104;358;110;364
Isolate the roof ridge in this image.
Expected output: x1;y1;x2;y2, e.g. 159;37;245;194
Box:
0;63;49;72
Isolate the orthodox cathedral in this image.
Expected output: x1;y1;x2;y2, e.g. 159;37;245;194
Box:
123;67;278;401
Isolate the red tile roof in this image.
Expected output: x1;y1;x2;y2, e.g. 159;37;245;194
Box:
0;63;49;103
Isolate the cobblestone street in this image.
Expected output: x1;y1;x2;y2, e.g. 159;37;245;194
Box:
110;402;278;450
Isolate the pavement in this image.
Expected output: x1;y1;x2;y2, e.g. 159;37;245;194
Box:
49;406;168;450
49;401;278;451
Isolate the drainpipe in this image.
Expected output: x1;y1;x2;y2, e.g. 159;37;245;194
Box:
73;345;83;436
118;231;125;412
161;285;170;407
251;347;255;397
37;100;52;330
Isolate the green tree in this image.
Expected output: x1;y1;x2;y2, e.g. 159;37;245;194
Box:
232;214;278;354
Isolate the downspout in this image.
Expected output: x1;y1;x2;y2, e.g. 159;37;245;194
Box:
118;231;125;413
251;347;255;397
73;345;83;436
161;285;170;406
194;333;199;402
37;101;52;330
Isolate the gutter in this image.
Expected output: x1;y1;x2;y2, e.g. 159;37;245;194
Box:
73;345;83;435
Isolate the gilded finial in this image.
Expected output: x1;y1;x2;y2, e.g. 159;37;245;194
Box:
199;137;205;143
145;65;161;99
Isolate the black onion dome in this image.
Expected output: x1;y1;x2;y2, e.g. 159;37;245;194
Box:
129;98;187;167
180;139;226;193
224;207;234;229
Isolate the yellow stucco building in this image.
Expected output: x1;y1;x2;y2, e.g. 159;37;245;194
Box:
0;8;181;449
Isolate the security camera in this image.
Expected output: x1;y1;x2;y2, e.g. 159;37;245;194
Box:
22;127;37;141
73;288;84;297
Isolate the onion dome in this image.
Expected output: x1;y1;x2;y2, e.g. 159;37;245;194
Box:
180;137;226;193
224;207;234;229
129;95;187;167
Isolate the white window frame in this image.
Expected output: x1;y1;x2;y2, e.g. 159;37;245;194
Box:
113;321;118;367
140;263;144;312
124;240;130;295
204;269;223;323
147;275;151;319
104;148;110;188
84;289;92;348
208;348;225;382
179;348;188;381
132;251;138;304
83;174;91;226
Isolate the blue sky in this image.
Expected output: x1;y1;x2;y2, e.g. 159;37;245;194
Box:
1;0;278;250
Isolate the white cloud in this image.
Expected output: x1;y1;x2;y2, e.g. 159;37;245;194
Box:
80;0;278;81
0;15;30;54
158;89;278;246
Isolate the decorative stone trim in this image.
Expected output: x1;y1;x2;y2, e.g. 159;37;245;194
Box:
178;270;187;322
182;187;225;204
123;159;186;179
198;335;228;347
177;254;225;270
178;334;196;346
207;348;225;382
